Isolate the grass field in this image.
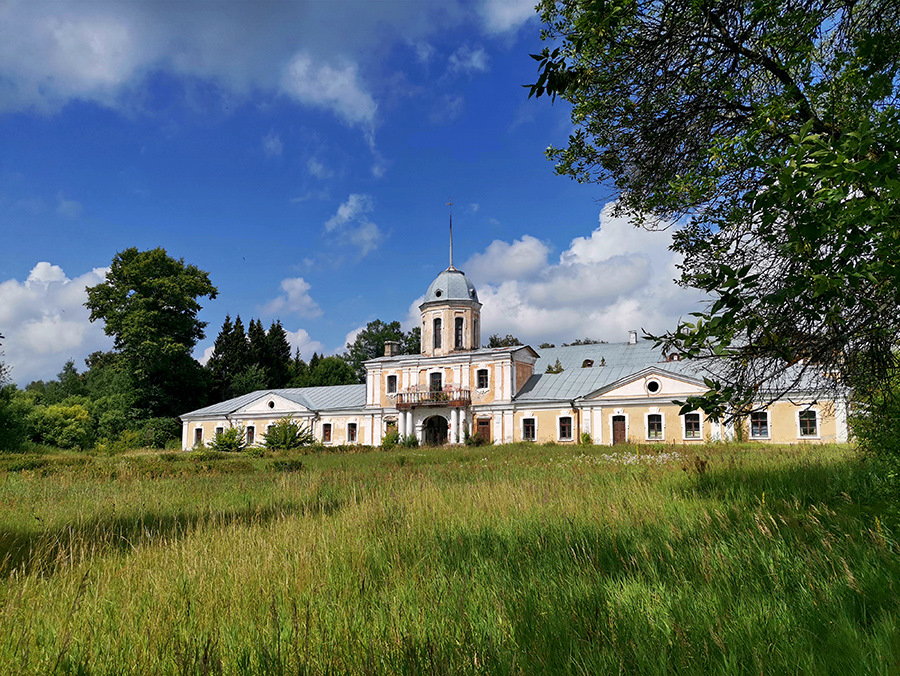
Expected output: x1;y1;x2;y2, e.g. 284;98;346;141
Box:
0;442;897;674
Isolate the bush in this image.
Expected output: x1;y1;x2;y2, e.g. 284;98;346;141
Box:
0;385;31;452
137;417;181;449
399;434;419;448
581;431;592;445
27;402;94;449
264;417;314;450
207;426;246;453
380;430;400;451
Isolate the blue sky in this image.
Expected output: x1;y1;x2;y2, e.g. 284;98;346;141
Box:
0;0;702;386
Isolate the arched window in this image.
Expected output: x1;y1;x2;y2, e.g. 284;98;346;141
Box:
455;317;464;349
433;317;442;349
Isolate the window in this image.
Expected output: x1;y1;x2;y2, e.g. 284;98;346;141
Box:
683;413;701;439
646;379;661;394
582;359;594;368
647;414;663;440
476;368;489;389
246;426;255;446
347;423;357;443
433;317;442;349
430;372;442;392
386;375;397;393
455;317;464;349
750;411;769;438
523;418;536;441
559;416;573;441
322;423;332;443
799;410;818;437
194;428;203;446
215;426;223;437
385;419;397;434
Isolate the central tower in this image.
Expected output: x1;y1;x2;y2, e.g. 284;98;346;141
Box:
419;212;481;356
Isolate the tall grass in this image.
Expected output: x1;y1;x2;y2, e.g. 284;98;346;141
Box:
0;442;897;674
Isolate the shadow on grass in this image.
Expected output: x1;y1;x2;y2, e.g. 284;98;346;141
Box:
0;489;346;579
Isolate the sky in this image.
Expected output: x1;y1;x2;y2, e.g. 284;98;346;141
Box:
0;0;704;386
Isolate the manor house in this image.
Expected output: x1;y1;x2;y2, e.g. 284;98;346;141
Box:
180;257;849;449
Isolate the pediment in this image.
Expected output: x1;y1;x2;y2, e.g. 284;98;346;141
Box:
582;368;707;401
234;392;310;416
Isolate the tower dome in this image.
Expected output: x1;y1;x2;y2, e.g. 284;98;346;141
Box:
422;266;479;305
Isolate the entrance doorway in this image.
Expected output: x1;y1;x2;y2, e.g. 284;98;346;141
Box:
424;416;448;446
475;417;492;444
612;415;626;444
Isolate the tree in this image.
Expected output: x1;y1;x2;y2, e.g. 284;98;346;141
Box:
265;320;292;388
486;334;522;348
530;0;900;419
307;356;357;387
344;320;420;383
0;331;9;387
85;247;217;418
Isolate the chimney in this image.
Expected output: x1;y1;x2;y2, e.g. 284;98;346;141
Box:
384;340;400;357
628;330;637;345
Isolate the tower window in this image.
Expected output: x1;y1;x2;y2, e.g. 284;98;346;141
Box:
476;368;489;389
430;372;443;392
386;375;397;393
433;317;442;349
455;317;464;349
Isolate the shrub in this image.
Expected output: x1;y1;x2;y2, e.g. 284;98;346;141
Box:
581;431;592;445
137;417;181;449
381;430;400;451
0;385;31;452
207;426;246;453
27;402;94;449
399;434;419;448
263;417;314;450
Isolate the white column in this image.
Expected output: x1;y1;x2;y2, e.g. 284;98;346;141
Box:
450;409;458;443
460;409;467;440
592;408;602;444
399;412;406;437
836;398;848;442
406;411;414;438
503;411;514;443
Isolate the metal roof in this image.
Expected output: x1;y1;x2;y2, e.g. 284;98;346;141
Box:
181;384;366;419
421;266;480;305
516;342;701;402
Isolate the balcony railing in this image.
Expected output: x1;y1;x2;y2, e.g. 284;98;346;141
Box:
395;388;471;409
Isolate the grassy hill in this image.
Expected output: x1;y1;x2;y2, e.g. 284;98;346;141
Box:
0;442;897;674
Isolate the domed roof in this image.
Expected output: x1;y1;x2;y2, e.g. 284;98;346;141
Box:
421;266;479;305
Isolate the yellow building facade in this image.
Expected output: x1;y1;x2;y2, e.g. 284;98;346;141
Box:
180;261;849;449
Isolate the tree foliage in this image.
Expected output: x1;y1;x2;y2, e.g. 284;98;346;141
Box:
85;247;217;417
263;417;314;450
486;334;522;348
344;320;420;383
531;0;900;418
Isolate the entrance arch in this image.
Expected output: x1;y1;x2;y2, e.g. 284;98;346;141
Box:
423;415;449;446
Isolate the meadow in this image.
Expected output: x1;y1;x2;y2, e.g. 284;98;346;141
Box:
0;441;897;674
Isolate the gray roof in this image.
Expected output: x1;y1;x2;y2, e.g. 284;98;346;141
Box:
421;266;479;305
181;384;366;419
366;344;536;364
516;342;702;402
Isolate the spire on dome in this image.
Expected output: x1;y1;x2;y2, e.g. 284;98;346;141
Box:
447;199;455;270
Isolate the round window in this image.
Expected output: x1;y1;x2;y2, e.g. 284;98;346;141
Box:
646;379;661;394
435;289;443;297
268;400;275;409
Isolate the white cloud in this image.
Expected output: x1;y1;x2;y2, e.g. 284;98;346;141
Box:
306;157;333;179
323;193;384;257
0;263;113;385
56;194;83;218
260;277;322;318
479;0;538;34
281;52;377;130
463;235;550;283
262;131;283;157
448;45;489;75
284;328;324;359
463;204;705;345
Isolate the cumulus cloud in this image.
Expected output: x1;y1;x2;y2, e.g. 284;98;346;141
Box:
463;204;705;345
479;0;538;34
324;194;384;257
284;327;325;359
262;131;283;157
306;157;333;179
0;262;113;384
448;45;489;75
281;53;377;130
260;277;322;318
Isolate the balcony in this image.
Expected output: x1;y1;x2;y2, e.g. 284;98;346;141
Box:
395;388;471;409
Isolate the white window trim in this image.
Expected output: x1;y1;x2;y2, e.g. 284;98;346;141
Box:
557;414;574;442
796;407;821;440
609;413;629;444
681;412;703;441
644;411;665;441
246;425;256;446
193;426;204;445
749;410;770;440
386;373;399;395
214;426;224;437
521;416;537;442
644;378;663;395
476;368;490;391
321;422;333;444
427;369;445;391
454;315;466;350
346;422;358;444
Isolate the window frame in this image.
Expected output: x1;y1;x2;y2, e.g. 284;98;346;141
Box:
797;408;820;439
522;417;536;442
386;374;397;394
194;427;203;446
645;413;664;441
429;371;443;392
246;425;255;446
347;422;358;444
433;317;442;349
454;317;464;349
214;426;224;438
476;368;489;390
322;423;332;444
558;415;573;441
750;411;769;439
682;412;702;440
